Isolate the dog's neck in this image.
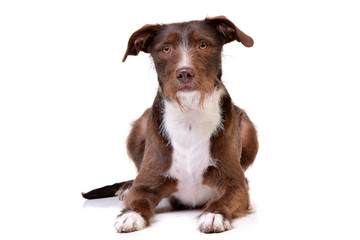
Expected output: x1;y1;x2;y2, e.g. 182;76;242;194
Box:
176;90;208;109
162;88;225;138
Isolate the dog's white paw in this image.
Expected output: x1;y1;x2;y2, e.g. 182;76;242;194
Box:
198;212;232;233
114;211;146;233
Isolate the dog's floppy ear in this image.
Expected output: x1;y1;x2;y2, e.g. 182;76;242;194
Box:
205;16;254;47
122;24;162;62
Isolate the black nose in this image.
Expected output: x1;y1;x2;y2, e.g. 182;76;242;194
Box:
176;67;195;83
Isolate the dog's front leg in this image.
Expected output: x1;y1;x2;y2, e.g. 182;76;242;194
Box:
200;163;250;233
114;175;176;233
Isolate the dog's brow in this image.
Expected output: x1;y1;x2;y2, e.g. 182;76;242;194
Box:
187;31;214;46
188;31;201;41
164;32;181;45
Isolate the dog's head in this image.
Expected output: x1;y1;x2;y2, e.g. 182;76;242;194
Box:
122;16;253;106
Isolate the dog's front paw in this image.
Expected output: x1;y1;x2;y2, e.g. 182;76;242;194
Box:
114;211;146;233
198;212;232;233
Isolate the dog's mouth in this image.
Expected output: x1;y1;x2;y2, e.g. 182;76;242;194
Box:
179;86;196;92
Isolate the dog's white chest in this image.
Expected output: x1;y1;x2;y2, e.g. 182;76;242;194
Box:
163;90;223;206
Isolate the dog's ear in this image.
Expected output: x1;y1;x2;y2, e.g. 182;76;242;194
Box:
122;24;162;62
205;16;254;47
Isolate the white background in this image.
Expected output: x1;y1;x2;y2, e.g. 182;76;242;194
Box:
1;0;359;239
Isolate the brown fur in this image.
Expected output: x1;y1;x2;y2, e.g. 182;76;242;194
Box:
126;108;150;171
82;16;258;234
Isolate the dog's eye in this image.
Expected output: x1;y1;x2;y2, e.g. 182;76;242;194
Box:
199;42;208;50
163;46;171;54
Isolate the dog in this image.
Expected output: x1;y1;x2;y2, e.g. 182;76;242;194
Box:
82;16;259;234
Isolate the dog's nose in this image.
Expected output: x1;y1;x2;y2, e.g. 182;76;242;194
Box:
176;67;195;83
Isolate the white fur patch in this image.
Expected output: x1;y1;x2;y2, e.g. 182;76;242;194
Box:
178;41;192;68
114;211;146;233
178;52;191;69
163;89;224;207
198;213;232;233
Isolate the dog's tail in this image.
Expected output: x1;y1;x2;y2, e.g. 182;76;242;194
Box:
81;180;133;200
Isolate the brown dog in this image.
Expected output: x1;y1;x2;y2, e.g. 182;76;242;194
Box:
82;16;258;234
